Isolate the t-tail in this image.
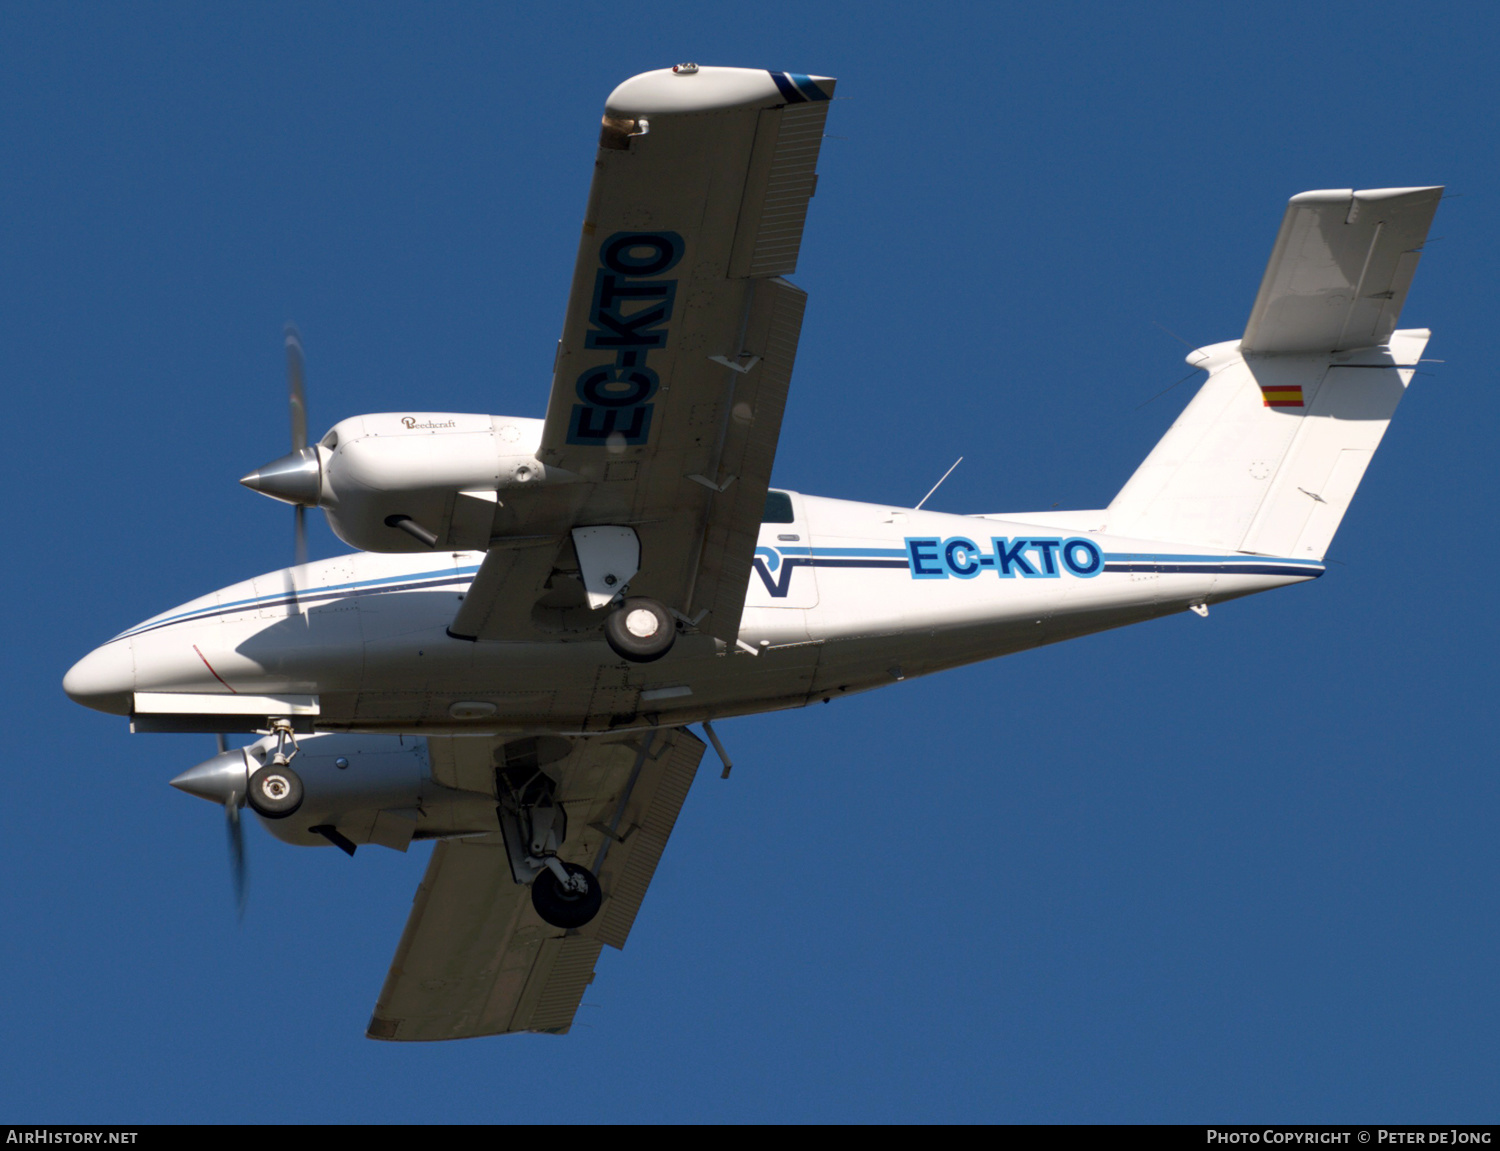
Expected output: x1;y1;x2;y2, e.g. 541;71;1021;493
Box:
1104;186;1442;560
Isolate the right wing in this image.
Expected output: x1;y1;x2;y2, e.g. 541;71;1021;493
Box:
1240;186;1442;354
453;67;833;645
367;726;706;1041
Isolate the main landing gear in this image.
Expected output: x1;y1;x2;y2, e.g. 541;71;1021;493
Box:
570;526;677;664
530;859;602;929
246;720;305;819
604;597;675;663
495;748;604;930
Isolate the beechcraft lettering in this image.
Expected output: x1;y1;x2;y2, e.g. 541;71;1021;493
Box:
566;230;684;446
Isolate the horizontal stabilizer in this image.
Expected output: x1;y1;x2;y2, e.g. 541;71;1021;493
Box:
1241;186;1441;355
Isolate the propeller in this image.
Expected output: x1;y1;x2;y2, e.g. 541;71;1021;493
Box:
240;323;318;568
176;326;317;916
172;736;253;919
285;324;308;568
219;734;249;919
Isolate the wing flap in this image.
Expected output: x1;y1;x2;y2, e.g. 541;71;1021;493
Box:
683;278;807;638
447;537;562;642
1240;186;1442;354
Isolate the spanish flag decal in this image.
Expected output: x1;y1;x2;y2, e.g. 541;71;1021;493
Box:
1260;384;1304;408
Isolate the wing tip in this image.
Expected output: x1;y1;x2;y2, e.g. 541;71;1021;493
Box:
1288;185;1444;207
1288;188;1354;205
1353;184;1445;202
366;1015;401;1041
605;65;835;116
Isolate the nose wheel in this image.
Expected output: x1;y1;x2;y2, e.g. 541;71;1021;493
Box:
247;759;304;818
247;720;305;818
604;597;675;662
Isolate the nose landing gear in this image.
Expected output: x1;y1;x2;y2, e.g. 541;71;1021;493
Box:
246;720;305;819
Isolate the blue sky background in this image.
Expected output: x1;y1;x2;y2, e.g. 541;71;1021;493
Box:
4;0;1497;1124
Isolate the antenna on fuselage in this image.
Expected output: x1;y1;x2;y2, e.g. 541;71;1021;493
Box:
914;456;963;511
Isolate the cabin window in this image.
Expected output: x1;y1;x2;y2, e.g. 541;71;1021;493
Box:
762;491;795;524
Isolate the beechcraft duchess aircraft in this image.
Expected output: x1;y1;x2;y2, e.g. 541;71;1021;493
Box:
64;64;1442;1041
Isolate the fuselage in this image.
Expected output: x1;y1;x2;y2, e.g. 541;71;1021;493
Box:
63;490;1320;734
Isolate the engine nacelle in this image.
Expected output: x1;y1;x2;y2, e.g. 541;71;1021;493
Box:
250;732;433;850
242;412;587;553
173;733;502;852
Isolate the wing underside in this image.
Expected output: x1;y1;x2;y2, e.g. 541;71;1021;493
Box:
367;726;705;1041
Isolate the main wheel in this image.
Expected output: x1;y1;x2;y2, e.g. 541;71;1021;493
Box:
247;761;304;819
604;597;675;663
531;861;603;929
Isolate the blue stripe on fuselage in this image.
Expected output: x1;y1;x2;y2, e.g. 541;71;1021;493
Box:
113;566;480;640
116;547;1323;636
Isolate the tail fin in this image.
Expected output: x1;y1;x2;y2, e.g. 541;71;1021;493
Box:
1105;187;1440;559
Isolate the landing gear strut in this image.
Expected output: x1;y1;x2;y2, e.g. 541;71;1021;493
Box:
247;720;305;819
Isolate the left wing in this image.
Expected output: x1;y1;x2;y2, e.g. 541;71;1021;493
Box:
520;66;833;644
367;726;705;1041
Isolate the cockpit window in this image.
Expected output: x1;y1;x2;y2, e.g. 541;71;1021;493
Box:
762;491;795;524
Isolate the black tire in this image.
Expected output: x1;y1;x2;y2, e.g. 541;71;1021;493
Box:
531;861;603;929
604;597;675;663
247;762;304;819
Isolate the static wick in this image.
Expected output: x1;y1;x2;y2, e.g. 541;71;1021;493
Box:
914;456;963;511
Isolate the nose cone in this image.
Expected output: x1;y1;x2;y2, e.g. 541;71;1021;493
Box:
62;640;134;715
171;747;252;805
240;446;321;506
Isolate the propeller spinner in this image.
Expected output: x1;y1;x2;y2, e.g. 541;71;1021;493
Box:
240;324;316;566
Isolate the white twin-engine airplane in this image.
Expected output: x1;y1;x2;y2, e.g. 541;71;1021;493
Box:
65;65;1441;1041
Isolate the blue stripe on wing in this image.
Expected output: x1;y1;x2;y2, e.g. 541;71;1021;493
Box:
768;71;807;103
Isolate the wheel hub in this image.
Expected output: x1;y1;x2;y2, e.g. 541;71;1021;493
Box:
625;608;659;639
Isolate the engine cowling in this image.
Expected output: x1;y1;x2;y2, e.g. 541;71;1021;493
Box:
252;732;433;850
241;412;586;552
173;733;499;852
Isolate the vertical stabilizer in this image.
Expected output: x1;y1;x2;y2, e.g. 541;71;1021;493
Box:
1104;187;1439;559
